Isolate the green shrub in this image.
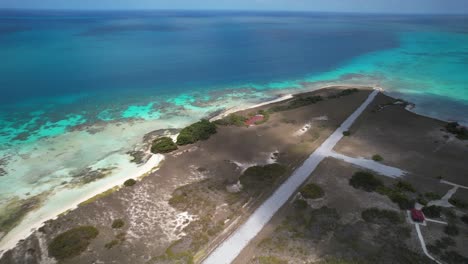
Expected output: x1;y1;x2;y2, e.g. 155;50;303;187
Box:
422;205;442;218
342;131;351;136
394;180;415;193
239;164;287;188
361;208;402;225
48;226;99;260
372;154;383;162
461;214;468;225
425;192;442;201
176;119;216;145
151;137;177;154
124;179;136;187
300;183;324;199
111;219;125;229
349;171;383;192
444;224;459;236
214;114;247;126
448;198;468;209
294;199;308;210
387;191;414;210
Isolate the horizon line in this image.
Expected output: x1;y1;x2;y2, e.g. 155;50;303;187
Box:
1;8;468;16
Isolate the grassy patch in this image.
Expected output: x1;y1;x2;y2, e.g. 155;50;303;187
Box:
176;119;216;145
123;179;136;187
48;226;99;260
349;171;383;192
361;208;403;225
371;154;383;162
151;137;177;154
111;219;125;229
300;183;324;199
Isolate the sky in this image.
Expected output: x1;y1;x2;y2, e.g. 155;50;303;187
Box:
1;0;468;14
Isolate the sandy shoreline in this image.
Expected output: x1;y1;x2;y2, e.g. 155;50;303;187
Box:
0;153;164;257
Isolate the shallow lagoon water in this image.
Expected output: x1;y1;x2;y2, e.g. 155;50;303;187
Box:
0;11;468;250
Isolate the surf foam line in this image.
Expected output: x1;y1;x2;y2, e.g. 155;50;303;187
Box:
0;153;164;258
203;89;379;264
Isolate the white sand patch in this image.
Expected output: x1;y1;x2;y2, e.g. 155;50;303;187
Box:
230;161;257;174
0;153;163;257
210;94;293;121
294;123;312;136
294;116;327;137
313;115;328;121
226;181;242;193
266;150;279;164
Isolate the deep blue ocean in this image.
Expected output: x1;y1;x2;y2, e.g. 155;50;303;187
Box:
1;10;468;146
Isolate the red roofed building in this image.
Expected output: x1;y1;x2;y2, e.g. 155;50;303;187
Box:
245;114;264;126
410;209;425;222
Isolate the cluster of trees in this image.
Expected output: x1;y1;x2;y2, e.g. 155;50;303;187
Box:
176;119;217;145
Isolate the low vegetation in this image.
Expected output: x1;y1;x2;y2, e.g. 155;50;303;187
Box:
239;164;287;189
151;137;177;154
448;198;467;209
462;214;468;225
424;192;442;201
372;154;383;162
269;95;323;112
123;179;136;187
349;171;383;192
213;114;247;126
342;130;351;136
394;180;415;193
445;122;468;140
48;226;99;260
253;255;287;264
104;239;119;249
176;119;217;145
327;88;359;99
300;183;324;199
444;224;459;236
111;219;125;229
361;208;403;225
422;205;442;218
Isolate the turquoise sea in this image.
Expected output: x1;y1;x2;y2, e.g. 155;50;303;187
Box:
0;10;467;249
